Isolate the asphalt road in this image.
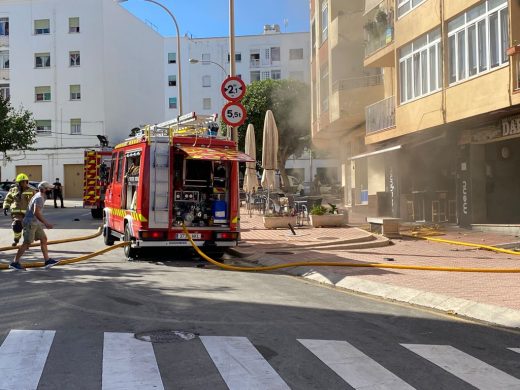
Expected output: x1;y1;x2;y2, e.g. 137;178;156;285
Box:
0;204;519;389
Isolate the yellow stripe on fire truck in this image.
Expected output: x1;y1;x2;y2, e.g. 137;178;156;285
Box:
107;208;148;222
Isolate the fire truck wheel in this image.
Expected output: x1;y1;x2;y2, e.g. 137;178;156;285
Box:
91;208;103;219
124;224;139;260
103;227;115;246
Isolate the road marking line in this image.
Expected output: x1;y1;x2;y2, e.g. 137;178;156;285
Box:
402;344;520;389
509;348;520;354
0;329;55;390
299;339;415;389
102;332;164;390
200;336;290;390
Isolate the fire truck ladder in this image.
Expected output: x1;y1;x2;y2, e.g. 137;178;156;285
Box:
149;125;171;228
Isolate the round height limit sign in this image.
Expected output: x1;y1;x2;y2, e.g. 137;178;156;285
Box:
221;76;247;127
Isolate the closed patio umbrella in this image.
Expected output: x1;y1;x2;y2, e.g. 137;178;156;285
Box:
243;124;258;193
261;110;279;212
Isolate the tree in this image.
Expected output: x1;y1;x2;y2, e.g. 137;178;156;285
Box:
239;79;310;190
0;97;37;161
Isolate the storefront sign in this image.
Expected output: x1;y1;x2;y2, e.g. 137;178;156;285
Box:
502;115;520;137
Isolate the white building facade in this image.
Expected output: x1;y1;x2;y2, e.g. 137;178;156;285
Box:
0;0;309;198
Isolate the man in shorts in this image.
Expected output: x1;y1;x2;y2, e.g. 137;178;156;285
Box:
9;181;60;271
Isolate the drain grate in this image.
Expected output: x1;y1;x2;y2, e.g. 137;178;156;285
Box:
265;251;295;255
135;330;198;343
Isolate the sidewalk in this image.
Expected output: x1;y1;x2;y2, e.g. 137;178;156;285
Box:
232;208;520;329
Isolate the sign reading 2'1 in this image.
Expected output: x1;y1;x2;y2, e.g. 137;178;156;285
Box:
222;101;247;127
221;76;246;102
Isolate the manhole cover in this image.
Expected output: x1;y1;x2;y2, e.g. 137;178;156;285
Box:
316;237;339;240
265;251;295;255
135;330;197;343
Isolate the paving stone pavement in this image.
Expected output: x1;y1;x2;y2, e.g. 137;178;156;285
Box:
233;208;520;329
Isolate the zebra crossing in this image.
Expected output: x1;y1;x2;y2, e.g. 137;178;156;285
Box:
0;329;519;390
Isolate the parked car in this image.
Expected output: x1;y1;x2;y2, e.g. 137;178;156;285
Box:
282;175;304;194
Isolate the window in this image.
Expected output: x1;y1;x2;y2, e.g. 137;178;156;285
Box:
321;0;328;43
261;71;271;80
202;75;211;87
227;53;242;62
397;0;426;18
35;53;50;68
448;0;508;84
69;17;80;33
250;50;260;67
271;70;281;80
36;120;51;134
69;51;80;66
35;86;51;102
70;118;81;134
116;152;124;182
250;71;261;82
202;53;211;63
271;47;281;62
289;48;304;60
34;19;50;35
0;84;10;100
289;71;304;81
169;97;177;109
70;84;81;100
0;51;9;69
0;18;8;36
399;28;441;103
203;98;212;110
168;52;176;64
168;75;176;86
320;64;329;112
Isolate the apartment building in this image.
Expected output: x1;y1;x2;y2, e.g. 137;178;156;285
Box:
313;0;520;228
169;25;309;119
0;0;165;196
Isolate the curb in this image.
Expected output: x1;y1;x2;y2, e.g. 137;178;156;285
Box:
234;256;520;329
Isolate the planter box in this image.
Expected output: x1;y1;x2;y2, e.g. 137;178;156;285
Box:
506;45;520;56
310;213;348;228
263;216;297;229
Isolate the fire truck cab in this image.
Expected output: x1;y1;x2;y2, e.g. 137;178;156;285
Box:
103;113;253;259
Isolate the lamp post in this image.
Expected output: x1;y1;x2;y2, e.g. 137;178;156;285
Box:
188;58;227;77
116;0;183;115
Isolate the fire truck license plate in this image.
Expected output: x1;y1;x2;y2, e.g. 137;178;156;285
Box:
176;233;201;240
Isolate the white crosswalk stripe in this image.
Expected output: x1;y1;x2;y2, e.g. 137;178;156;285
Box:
102;332;164;390
402;344;520;390
509;348;520;354
299;339;415;389
200;336;290;390
0;330;55;390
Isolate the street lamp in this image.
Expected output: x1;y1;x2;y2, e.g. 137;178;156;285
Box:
188;58;227;77
115;0;183;115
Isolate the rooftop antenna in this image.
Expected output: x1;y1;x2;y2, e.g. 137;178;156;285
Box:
283;18;289;32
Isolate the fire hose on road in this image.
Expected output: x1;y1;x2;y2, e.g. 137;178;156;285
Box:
1;225;520;273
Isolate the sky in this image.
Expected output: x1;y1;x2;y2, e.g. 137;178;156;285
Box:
120;0;310;38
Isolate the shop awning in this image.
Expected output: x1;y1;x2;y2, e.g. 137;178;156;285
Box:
177;146;255;162
349;145;401;160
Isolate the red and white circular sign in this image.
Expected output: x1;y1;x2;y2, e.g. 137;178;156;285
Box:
222;101;247;127
221;76;246;102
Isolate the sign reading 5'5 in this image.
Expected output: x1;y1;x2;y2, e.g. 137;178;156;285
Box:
221;76;246;102
222;101;247;127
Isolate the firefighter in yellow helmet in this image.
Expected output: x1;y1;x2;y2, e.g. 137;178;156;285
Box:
2;173;37;246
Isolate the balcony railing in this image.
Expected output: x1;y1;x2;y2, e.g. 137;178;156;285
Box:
0;36;8;47
0;68;9;80
366;96;395;134
332;73;383;93
250;59;260;68
515;54;520;92
364;7;394;57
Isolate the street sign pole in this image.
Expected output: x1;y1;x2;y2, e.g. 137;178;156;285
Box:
229;0;237;142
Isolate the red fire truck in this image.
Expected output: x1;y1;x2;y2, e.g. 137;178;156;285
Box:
83;149;112;219
102;113;253;259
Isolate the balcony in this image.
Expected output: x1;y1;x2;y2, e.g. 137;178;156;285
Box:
514;53;520;92
327;73;384;132
365;96;395;135
363;5;395;67
0;68;9;81
0;36;8;47
250;59;260;68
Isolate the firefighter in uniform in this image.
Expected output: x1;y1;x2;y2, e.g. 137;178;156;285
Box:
2;173;37;246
